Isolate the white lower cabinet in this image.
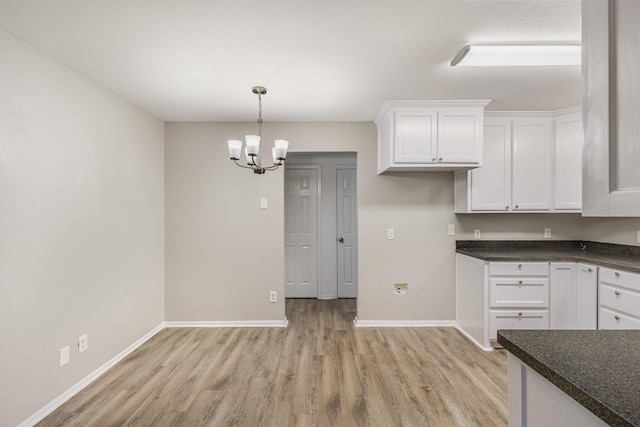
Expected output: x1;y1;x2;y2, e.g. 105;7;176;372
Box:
576;263;598;329
598;267;640;330
456;256;601;350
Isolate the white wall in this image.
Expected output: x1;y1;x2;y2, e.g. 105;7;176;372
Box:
0;29;165;426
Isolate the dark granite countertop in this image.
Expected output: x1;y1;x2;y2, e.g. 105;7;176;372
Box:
456;240;640;273
498;330;640;427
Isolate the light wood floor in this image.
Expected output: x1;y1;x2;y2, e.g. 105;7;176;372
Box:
39;299;507;426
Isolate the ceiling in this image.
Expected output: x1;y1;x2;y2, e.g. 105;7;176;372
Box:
0;0;582;122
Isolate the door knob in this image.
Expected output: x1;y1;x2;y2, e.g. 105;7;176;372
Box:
338;237;344;243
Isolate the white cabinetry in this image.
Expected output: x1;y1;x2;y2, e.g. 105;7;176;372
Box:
550;262;598;329
598;267;640;329
554;109;583;210
576;263;598;329
488;262;550;342
511;117;553;211
376;101;489;173
456;256;600;350
455;109;582;213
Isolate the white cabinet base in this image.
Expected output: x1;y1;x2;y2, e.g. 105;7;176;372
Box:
508;353;607;427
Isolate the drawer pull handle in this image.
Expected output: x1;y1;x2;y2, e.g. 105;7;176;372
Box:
518;312;523;316
615;272;620;277
615;291;620;296
614;315;620;321
518;280;523;285
518;264;523;269
587;268;593;272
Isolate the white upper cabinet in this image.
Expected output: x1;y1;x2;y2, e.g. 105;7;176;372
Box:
393;108;438;164
554;109;583;211
376;100;490;173
512;117;553;211
455;109;583;214
583;0;640;216
469;118;512;211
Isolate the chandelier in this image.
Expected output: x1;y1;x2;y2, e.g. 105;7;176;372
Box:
227;86;289;174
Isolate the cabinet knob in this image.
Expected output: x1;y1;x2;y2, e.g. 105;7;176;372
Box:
614;315;620;321
518;264;523;269
614;291;620;296
518;280;523;285
438;157;443;161
615;272;620;277
515;205;519;209
432;157;436;162
518;312;523;316
505;205;509;210
587;268;593;272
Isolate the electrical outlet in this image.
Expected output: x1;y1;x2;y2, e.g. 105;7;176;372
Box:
474;229;481;240
448;224;455;236
78;334;88;353
544;228;552;239
59;346;70;367
387;228;395;240
269;291;277;303
394;283;408;295
260;197;268;209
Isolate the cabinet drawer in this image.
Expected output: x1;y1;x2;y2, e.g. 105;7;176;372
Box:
598;307;640;330
489;310;549;340
599;284;640;318
599;268;640;291
490;278;549;308
489;262;549;277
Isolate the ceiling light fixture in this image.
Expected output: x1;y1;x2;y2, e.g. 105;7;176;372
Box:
227;86;289;174
450;44;581;67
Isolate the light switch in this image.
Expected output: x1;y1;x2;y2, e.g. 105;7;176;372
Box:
448;224;455;236
260;198;268;209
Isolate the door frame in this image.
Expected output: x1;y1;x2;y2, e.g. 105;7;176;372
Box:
284;165;322;298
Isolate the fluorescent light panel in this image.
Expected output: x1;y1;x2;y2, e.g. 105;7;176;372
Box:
451;45;581;67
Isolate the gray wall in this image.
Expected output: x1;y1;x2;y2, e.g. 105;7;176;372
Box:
0;28;165;426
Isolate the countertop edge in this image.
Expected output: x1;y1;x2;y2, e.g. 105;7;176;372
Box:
456;249;640;274
497;332;632;427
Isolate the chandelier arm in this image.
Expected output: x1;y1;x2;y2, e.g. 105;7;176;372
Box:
233;159;258;170
262;161;283;171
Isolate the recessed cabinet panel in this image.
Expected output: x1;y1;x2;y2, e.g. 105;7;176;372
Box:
490;310;549;341
576;264;598;329
438;110;480;163
490;278;550;308
393;109;437;164
471;118;511;211
512;118;553;211
554;112;583;210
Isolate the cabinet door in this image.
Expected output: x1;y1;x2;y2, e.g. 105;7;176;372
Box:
393;108;437;164
583;0;640;216
470;117;512;211
550;263;577;329
554;112;583;211
576;264;597;329
437;108;482;164
512;118;553;211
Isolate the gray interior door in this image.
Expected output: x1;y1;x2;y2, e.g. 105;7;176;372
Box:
337;168;357;298
284;167;319;298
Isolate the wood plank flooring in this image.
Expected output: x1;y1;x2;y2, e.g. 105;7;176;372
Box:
38;299;507;426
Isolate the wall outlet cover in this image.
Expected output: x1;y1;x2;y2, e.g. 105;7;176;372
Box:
448;224;455;236
387;228;395;240
394;283;408;294
269;291;277;303
474;229;481;240
59;346;70;367
78;334;88;353
544;228;552;239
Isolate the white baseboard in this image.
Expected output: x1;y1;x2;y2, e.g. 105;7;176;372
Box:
18;322;165;427
353;317;457;328
164;318;288;328
453;325;494;352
